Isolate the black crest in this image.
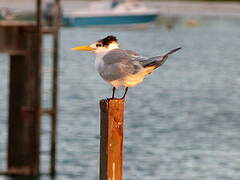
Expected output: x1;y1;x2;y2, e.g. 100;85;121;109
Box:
98;36;118;46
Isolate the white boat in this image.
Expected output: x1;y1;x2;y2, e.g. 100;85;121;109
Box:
63;0;159;27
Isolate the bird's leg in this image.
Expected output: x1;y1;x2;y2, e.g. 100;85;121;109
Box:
121;87;129;99
111;87;116;99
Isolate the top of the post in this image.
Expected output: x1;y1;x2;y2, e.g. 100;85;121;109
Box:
100;98;125;107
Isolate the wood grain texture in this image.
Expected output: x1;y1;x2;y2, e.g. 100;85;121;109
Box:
0;24;34;54
6;26;42;176
100;99;125;180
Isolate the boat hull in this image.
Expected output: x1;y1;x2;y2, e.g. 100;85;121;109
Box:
63;14;158;27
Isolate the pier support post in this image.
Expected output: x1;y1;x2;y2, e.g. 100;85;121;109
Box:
0;23;42;176
99;99;125;180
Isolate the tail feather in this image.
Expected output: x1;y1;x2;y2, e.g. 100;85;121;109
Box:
143;47;181;68
163;47;181;57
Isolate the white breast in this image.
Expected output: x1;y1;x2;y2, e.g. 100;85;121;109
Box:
95;56;104;71
95;52;106;73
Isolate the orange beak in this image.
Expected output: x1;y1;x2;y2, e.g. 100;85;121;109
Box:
71;45;95;51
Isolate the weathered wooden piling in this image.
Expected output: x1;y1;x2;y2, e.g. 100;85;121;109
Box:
99;99;125;180
0;21;42;176
0;0;60;175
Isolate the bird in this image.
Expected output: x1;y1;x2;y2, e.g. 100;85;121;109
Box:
72;35;181;99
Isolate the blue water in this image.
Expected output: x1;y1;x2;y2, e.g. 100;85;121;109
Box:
1;16;240;180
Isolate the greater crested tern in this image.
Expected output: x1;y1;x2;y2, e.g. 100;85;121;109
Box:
72;36;181;99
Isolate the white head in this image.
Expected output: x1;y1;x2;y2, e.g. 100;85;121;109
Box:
72;36;119;54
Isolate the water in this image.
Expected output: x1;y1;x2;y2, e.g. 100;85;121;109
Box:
1;16;240;180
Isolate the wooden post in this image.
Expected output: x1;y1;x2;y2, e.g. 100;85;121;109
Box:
50;0;61;176
0;22;42;176
99;99;125;180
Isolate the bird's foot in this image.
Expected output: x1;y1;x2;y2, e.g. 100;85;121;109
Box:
107;87;128;100
120;87;128;99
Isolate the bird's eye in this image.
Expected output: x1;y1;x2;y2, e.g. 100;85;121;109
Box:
96;43;102;47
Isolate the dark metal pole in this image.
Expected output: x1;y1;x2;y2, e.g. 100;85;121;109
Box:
50;0;60;176
36;0;41;30
35;0;42;175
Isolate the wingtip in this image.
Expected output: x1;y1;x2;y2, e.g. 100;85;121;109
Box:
174;47;182;52
168;47;182;55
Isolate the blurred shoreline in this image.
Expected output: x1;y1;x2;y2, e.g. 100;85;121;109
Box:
0;0;240;17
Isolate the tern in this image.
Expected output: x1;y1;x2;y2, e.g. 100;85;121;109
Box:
72;36;181;99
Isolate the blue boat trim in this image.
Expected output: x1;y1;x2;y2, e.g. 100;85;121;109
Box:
63;14;158;27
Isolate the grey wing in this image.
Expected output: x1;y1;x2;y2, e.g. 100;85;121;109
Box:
100;49;143;81
124;49;149;62
125;52;161;68
138;47;182;68
138;56;166;68
103;49;140;64
124;50;140;56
